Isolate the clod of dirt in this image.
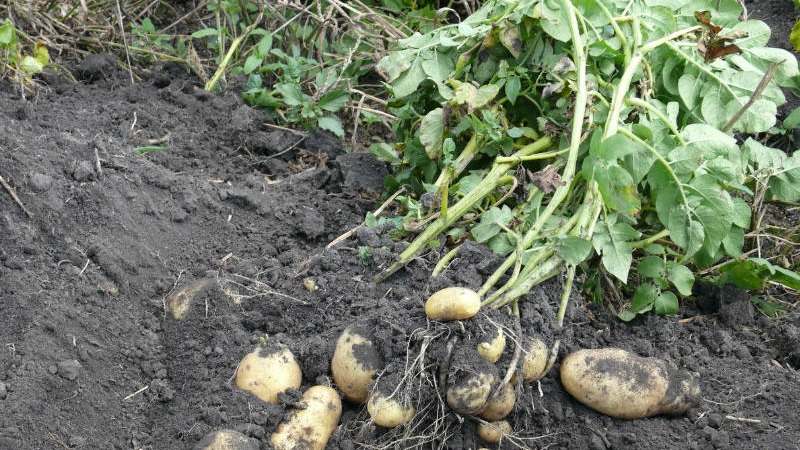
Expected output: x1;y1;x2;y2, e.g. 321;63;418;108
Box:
304;128;345;159
73;54;116;82
56;359;82;381
336;153;388;194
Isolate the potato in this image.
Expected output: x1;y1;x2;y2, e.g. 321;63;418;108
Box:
331;326;383;403
478;383;515;421
193;429;258;450
166;278;213;319
560;347;701;419
446;347;498;414
476;420;512;444
476;325;506;363
518;338;550;382
367;390;416;428
235;344;302;404
271;385;342;450
425;287;481;321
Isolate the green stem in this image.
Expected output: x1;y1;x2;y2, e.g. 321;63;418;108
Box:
629;229;670;248
556;265;576;327
479;0;589;297
205;9;264;92
625;97;686;146
432;244;462;278
375;136;553;282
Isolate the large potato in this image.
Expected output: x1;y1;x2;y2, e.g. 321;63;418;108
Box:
425;287;481;321
331;326;383;403
271;385;342;450
235;344;302;404
560;348;700;419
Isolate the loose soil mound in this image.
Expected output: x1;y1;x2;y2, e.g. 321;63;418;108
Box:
1;2;799;449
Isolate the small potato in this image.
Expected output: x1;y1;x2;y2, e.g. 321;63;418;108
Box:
271;385;342;450
166;278;213;319
235;344;302;404
446;347;498;414
193;429;258;450
560;347;701;419
425;287;481;321
518;338;550;382
331;327;383;403
478;383;515;421
476;326;506;363
367;391;416;428
476;420;512;444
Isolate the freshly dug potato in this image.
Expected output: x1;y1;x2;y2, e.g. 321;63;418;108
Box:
476;420;512;444
367;390;416;428
331;326;383;403
446;347;499;414
193;429;258;450
560;347;701;419
518;338;550;382
476;325;506;363
271;385;342;450
425;287;481;321
235;344;302;404
166;277;213;319
478;383;515;421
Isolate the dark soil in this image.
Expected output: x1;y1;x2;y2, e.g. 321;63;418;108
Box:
1;3;799;450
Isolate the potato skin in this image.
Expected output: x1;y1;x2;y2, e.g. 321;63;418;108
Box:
331;327;383;403
270;385;342;450
519;338;550;382
235;345;302;404
476;326;506;363
446;347;499;414
367;391;416;428
560;348;700;419
425;287;481;321
478;383;515;421
193;429;258;450
476;420;511;444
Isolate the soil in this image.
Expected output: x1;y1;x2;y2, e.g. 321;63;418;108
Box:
1;2;799;450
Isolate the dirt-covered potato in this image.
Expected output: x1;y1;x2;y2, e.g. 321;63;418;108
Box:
478;382;515;421
476;325;506;363
446;347;499;414
166;278;213;319
425;287;481;321
331;326;383;403
476;420;512;444
271;385;342;450
193;429;258;450
518;338;550;382
560;347;701;419
234;344;302;404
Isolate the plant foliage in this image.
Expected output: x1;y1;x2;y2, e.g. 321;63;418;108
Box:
372;0;800;319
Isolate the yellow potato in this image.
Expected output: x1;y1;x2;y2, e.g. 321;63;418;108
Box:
425;287;481;321
235;345;302;404
478;383;515;421
194;429;258;450
560;347;701;419
519;338;550;382
271;385;342;450
331;327;383;403
367;390;416;428
476;420;511;444
476;326;506;363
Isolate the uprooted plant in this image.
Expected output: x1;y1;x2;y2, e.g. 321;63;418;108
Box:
371;0;800;319
336;0;800;444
